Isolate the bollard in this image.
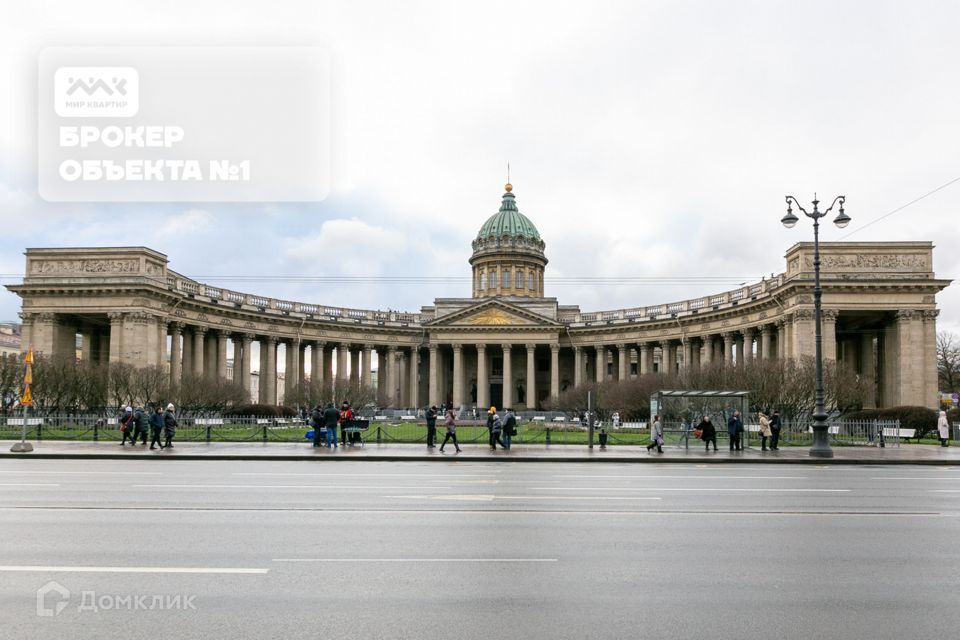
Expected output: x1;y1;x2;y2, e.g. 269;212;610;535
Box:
545;427;551;445
263;422;268;443
36;421;42;442
93;419;99;442
376;425;382;444
205;424;212;444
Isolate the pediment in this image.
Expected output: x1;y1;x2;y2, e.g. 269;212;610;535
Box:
427;300;561;328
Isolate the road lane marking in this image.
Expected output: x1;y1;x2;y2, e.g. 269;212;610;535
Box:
929;489;960;493
0;565;267;574
873;477;960;481
532;487;851;492
133;484;454;490
0;483;60;487
383;494;663;501
232;473;498;478
272;558;557;563
0;471;162;476
553;475;808;480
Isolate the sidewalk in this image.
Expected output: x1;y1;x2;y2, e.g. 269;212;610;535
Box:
2;440;960;464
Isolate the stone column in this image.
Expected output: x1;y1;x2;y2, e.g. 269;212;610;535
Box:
616;344;627;381
216;330;228;380
291;340;302;391
760;325;773;360
822;309;838;362
107;312;124;364
777;320;788;359
573;346;583;387
337;343;350;384
363;345;374;388
232;336;243;385
722;332;734;366
388;347;400;407
452;344;464;409
525;344;536;408
283;341;295;402
169;322;183;385
18;312;35;354
298;342;307;387
792;309;815;360
476;344;489;408
681;339;693;373
258;337;269;404
691;338;701;371
312;342;325;393
428;344;439;407
743;329;755;364
398;351;408;407
550;344;560;400
157;320;168;370
241;334;253;400
922;310;939;409
860;331;877;409
265;336;278;405
639;342;651;374
409;347;420;408
350;347;360;385
662;341;676;375
181;327;193;377
502;344;513;409
193;326;207;377
595;345;606;383
734;335;744;367
325;344;335;391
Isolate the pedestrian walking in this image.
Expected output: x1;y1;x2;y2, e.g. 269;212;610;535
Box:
758;411;772;451
769;410;782;450
698;415;718;452
678;417;692;448
162;403;177;449
439;408;461;453
132;406;149;445
488;408;505;450
119;406;135;445
323;402;339;448
425;405;438;448
938;410;951;447
149;406;165;450
646;414;664;453
728;410;744;451
502;408;517;450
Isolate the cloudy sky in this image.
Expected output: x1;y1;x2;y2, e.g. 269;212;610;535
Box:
1;0;958;331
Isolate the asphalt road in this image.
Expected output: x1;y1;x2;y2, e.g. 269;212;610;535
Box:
0;459;958;640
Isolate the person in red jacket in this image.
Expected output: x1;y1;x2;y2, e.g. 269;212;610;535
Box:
339;401;354;446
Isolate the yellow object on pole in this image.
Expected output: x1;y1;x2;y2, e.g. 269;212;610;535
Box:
25;346;33;364
20;387;33;406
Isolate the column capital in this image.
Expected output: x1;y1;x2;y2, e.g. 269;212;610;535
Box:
452;343;463;351
721;331;735;340
821;309;839;322
262;334;278;344
525;343;536;352
106;312;123;324
240;332;256;342
760;324;773;335
169;321;184;334
501;343;512;352
922;309;940;321
314;339;327;348
363;343;374;351
193;325;208;336
794;308;815;321
742;326;756;337
339;341;351;348
550;343;560;353
638;342;650;351
476;343;487;353
572;344;582;352
387;345;399;353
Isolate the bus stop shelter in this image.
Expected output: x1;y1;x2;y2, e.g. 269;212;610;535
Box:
650;390;752;448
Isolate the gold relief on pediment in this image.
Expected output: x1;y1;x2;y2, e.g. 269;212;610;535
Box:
456;308;533;326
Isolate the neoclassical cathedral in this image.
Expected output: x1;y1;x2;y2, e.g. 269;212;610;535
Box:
8;183;951;409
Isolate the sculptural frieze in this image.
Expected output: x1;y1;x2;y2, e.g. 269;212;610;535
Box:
32;259;140;275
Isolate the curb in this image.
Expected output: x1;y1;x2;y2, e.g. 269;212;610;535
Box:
1;452;957;465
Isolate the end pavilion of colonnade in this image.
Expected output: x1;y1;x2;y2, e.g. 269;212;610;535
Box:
7;185;951;411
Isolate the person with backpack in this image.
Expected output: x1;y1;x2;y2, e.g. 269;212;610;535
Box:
119;406;135;445
439;408;461;453
501;408;517;450
425;405;438;448
149;406;165;450
131;406;149;445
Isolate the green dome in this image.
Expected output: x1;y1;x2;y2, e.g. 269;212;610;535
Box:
477;188;541;240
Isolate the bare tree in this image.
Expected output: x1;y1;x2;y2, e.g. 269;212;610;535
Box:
938;331;960;393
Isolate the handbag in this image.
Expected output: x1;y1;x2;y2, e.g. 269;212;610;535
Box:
694;428;703;439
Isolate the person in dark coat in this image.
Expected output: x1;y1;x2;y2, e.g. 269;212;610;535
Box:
323;402;340;448
119;406;135;445
728;411;744;451
698;416;717;452
131;406;149;445
425;405;438;448
769;410;782;450
439;408;461;453
310;404;325;447
162;403;178;449
501;408;517;450
149;406;165;450
339;402;354;445
489;411;506;450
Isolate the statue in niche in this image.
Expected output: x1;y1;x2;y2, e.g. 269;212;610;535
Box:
470;380;477;403
517;382;526;404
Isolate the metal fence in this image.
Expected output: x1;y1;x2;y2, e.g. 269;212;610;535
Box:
0;414;904;447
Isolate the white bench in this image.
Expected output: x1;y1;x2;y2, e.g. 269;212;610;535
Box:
5;418;43;426
551;416;566;423
195;418;224;425
400;415;417;421
883;427;916;440
373;415;388;421
532;416;546;422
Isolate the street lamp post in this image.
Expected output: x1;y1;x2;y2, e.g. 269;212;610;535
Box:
781;194;850;459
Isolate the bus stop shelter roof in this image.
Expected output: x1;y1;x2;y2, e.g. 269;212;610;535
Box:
653;390;751;398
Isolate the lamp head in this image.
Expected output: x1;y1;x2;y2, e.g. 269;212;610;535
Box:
833;202;850;229
781;202;799;229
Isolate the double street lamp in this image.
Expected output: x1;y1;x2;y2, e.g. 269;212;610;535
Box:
781;194;850;458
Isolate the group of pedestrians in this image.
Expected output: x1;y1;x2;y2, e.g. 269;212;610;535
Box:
647;409;784;454
485;406;518;450
309;401;357;448
119;403;178;450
